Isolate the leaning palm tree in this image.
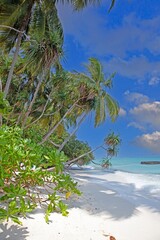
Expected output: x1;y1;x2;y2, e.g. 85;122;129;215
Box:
58;59;119;151
40;58;119;146
65;132;121;167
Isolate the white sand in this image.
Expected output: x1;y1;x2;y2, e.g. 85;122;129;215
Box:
1;169;160;240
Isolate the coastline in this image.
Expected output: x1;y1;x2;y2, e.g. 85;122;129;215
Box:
1;169;160;240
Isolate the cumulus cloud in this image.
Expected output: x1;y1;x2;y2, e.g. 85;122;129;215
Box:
105;56;160;81
124;91;150;105
127;122;145;131
130;101;160;130
58;5;160;81
149;76;160;86
58;7;160;57
119;108;126;117
135;131;160;153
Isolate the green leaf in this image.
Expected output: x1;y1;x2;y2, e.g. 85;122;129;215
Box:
11;216;22;225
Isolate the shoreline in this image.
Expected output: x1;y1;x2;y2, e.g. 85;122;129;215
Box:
1;169;160;240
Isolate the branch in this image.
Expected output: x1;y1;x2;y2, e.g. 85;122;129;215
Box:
49;140;60;148
0;24;30;40
65;144;103;166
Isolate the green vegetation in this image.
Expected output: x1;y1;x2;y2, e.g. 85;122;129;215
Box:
63;135;94;166
102;132;121;168
0;0;119;224
0;125;80;224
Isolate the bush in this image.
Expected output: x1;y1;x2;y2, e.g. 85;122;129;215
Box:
63;135;94;165
0;125;80;224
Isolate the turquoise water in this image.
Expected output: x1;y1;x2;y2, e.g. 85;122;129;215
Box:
85;157;160;200
92;157;160;174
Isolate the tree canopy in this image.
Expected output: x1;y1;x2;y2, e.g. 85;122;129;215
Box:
0;0;119;224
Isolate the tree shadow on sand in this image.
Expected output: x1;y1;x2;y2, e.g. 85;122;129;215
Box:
0;223;29;240
67;170;160;221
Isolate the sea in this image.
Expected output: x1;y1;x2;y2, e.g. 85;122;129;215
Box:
76;157;160;202
108;157;160;174
88;157;160;174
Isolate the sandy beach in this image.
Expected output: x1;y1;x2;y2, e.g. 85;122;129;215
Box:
1;169;160;240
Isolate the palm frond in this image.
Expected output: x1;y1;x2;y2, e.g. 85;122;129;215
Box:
22;2;64;75
105;93;119;121
0;0;33;51
85;58;103;83
29;3;46;39
108;0;116;12
57;0;100;11
94;96;106;126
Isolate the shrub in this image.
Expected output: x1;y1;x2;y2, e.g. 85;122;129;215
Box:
0;125;80;224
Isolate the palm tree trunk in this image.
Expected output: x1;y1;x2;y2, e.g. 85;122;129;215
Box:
0;78;2;126
4;3;33;98
58;113;87;151
24;86;51;129
21;76;43;128
4;32;23;98
39;102;78;145
65;144;102;167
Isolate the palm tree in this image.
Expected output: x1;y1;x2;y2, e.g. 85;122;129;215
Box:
39;58;119;146
0;0;34;98
58;58;119;151
105;132;121;147
58;113;87;151
16;2;64;127
0;0;116;98
69;58;119;126
66;132;121;167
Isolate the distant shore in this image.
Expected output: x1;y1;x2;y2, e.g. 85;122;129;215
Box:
141;161;160;164
1;169;160;240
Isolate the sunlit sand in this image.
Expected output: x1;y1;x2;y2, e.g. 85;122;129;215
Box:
1;169;160;240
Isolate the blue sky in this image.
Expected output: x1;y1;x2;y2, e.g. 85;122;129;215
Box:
57;0;160;159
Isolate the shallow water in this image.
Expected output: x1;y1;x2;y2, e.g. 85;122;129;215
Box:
76;157;160;204
93;157;160;174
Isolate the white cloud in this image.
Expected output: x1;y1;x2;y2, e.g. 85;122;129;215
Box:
149;76;160;86
136;131;160;153
130;101;160;130
58;5;160;81
119;107;126;117
127;122;145;131
58;7;160;57
124;91;150;105
105;56;160;81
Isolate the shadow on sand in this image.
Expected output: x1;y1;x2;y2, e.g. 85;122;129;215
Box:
0;223;29;240
0;169;159;239
67;170;160;220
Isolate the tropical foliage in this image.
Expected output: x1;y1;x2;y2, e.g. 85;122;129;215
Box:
63;135;94;166
0;125;80;224
0;0;119;224
66;132;121;168
102;132;121;168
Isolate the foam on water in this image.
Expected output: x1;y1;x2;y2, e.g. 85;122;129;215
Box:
85;157;160;205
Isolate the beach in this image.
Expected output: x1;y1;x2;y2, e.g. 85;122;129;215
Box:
1;169;160;240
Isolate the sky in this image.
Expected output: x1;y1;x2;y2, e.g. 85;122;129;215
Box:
57;0;160;159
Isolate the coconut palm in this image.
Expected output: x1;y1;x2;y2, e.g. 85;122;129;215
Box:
66;132;121;167
0;0;116;98
16;2;64;127
0;0;35;97
57;58;119;151
105;132;121;147
69;58;119;126
39;58;119;146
